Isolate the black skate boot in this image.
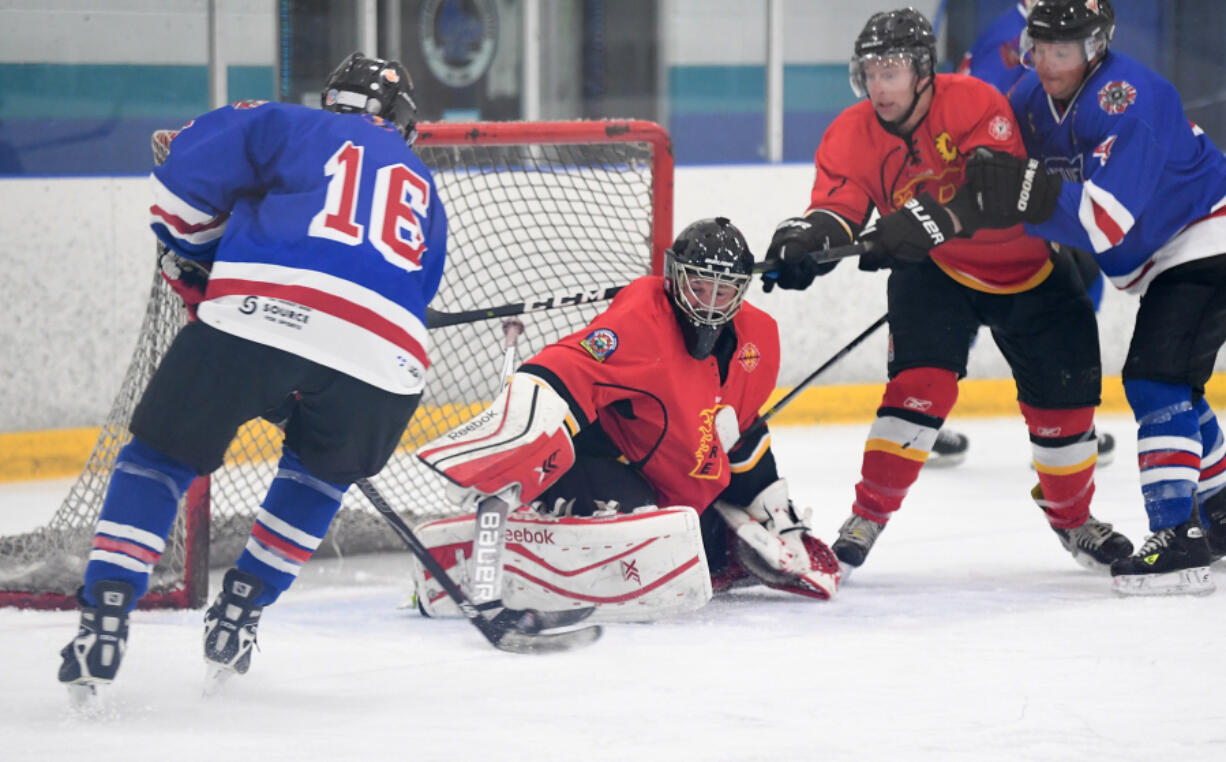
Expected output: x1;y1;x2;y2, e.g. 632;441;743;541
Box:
1201;490;1226;562
926;428;968;468
1110;513;1214;596
203;568;264;687
58;580;135;696
832;514;885;579
1031;485;1132;572
1096;431;1116;468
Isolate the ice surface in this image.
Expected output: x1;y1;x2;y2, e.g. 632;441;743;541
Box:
2;416;1224;761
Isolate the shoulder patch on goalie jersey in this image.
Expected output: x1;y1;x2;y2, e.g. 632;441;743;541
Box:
410;506;712;622
579;328;618;362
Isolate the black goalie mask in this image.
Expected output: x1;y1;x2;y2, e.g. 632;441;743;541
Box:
664;217;754;360
321;52;419;144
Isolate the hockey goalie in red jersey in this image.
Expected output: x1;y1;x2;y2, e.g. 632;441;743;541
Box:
761;8;1131;580
416;218;840;618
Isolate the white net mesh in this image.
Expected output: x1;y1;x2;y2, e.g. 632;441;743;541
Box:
0;121;667;608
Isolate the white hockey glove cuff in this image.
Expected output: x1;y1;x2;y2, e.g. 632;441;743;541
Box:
713;479;840;600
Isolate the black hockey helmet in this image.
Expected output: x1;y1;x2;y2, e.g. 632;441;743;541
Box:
1022;0;1115;65
664;217;754;360
322;52;419;144
849;8;937;99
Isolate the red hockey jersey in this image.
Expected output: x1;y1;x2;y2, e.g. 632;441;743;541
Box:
528;276;780;511
808;73;1052;293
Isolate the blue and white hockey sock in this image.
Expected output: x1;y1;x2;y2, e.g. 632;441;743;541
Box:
1124;379;1201;531
235;448;348;607
1195;397;1226;521
83;438;197;608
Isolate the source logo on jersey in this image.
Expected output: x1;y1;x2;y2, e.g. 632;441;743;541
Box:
988;115;1014;142
689;405;723;480
1093;135;1117;166
1098;81;1137;115
935;132;958;163
579;328;618;362
737;342;761;373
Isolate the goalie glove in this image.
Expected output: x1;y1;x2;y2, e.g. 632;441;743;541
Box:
159;249;212;321
712;479;840;600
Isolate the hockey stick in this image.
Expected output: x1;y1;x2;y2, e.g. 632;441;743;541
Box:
355;478;601;653
752;242;870;277
736;313;888;446
471;319;525;606
426;286;624;328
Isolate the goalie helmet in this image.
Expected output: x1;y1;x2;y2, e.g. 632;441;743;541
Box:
1023;0;1115;66
322;52;419;144
849;8;937;99
664;217;754;360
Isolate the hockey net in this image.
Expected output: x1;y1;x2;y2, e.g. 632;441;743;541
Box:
0;120;672;610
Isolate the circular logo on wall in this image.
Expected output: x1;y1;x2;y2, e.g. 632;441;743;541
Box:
419;0;499;88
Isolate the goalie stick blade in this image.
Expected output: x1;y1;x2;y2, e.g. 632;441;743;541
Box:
501;605;596;634
494;624;603;654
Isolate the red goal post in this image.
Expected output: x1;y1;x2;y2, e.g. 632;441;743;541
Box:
0;119;673;610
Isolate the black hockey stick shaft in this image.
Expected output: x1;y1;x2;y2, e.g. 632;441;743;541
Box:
354;478;509;645
426;285;625;328
752;241;871;275
734;313;887;449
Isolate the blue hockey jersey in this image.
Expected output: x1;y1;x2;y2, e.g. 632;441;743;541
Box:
149;100;446;394
956;2;1027;95
1010;51;1226;294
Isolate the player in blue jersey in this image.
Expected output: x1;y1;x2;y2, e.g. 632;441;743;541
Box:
952;0;1116;469
963;0;1226;595
57;52;448;694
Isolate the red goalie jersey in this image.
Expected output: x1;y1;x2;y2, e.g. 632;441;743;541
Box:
520;276;780;511
810;73;1051;293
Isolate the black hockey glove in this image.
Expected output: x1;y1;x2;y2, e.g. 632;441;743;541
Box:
964;147;1062;227
857;193;956;271
761;216;839;292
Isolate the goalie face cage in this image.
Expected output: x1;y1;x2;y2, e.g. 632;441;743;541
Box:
0;119;672;610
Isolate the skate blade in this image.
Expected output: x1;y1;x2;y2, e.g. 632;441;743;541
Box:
202;664;238;696
1112;566;1215;597
836;560;857;582
1068;551;1112;575
66;682;98;708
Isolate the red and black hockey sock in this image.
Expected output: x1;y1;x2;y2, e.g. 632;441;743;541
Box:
1020;402;1097;529
853;367;959;523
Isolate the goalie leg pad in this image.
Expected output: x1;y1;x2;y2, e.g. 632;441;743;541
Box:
713;479;840;600
417;373;578;505
410;506;712;622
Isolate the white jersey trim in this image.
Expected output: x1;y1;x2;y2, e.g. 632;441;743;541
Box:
149;173;228;245
1078;179;1135;254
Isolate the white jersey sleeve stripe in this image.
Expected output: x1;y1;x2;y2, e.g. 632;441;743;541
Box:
149;173;228;245
1077;179;1135;253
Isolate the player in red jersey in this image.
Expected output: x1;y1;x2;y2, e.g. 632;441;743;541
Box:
762;8;1131;579
419;217;840;600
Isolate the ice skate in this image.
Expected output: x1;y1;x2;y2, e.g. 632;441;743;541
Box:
1110;514;1214;596
832;513;885;579
926;428;968;468
1031;485;1132;571
203;568;264;693
1201;491;1226;562
58;580;135;702
1095;431;1116;468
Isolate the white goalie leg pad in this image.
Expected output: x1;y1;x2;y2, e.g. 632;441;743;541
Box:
713;479;840;600
417;372;579;506
409;506;712;622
